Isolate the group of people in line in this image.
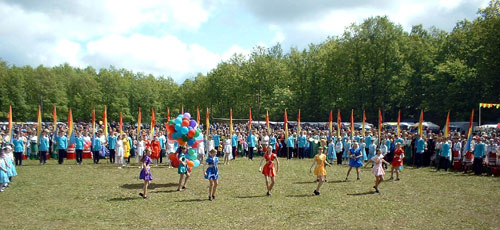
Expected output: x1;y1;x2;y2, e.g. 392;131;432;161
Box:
1;121;499;198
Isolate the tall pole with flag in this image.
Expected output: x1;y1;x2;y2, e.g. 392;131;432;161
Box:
206;108;210;139
196;107;200;126
397;109;401;138
329;110;333;136
230;108;233;137
265;110;270;135
91;108;96;148
67;108;75;145
444;110;450;138
167;107;170;123
181;105;184;114
418;109;424;137
350;109;354;140
337;110;341;138
103;106;108;139
378;108;382;145
150;107;155;140
136;107;142;139
119;112;123;135
297;109;301;135
464;110;474;152
37;105;42;145
7;105;13;144
284;109;288;140
362;110;366;137
248;108;252;133
52;105;58;141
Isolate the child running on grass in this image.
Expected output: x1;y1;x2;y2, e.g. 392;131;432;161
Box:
310;147;331;195
259;148;279;196
177;146;190;191
203;149;219;201
139;149;153;199
364;148;390;193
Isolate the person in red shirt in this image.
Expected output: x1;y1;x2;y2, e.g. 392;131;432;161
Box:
150;136;161;166
390;142;405;181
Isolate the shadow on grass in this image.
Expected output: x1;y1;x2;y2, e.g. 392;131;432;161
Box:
347;191;376;196
121;183;178;190
108;197;140;202
175;198;206;203
236;195;267;199
293;181;317;184
151;190;178;194
286;194;314;198
327;180;344;184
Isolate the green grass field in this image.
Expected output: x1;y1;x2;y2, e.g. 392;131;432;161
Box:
1;157;499;230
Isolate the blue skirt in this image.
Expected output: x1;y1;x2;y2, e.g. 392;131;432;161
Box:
349;158;363;168
139;168;153;181
6;159;17;177
205;167;218;180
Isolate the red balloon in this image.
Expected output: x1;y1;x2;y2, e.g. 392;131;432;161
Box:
169;153;177;162
187;160;194;167
178;139;186;146
188;167;192;173
187;129;195;138
181;120;189;127
171;159;179;168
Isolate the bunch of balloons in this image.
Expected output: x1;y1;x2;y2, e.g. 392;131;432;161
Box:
166;113;203;148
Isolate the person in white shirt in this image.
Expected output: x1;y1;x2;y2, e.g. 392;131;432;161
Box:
136;136;145;166
335;139;343;165
223;135;232;165
116;134;124;168
197;136;205;162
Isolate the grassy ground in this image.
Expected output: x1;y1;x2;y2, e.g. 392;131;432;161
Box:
1;157;499;230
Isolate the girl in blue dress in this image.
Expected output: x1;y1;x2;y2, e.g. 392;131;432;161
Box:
5;145;17;183
177;147;190;191
139;149;153;199
345;142;363;181
0;148;10;192
203;149;219;201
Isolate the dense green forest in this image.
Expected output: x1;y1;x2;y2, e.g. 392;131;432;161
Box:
0;1;499;124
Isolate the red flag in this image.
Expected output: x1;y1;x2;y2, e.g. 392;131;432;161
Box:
167;107;170;123
350;109;354;138
136;107;142;138
7;105;13;143
337;110;341;137
206;108;210;138
397;109;401;138
444;110;450;138
196;107;200;126
328;110;333;133
248;108;252;130
265;110;270;134
297;109;301;134
119;112;123;135
362;110;366;137
91;108;95;136
418;109;424;137
378;108;382;143
150;107;155;140
103;106;108;138
284;109;288;139
230;108;233;136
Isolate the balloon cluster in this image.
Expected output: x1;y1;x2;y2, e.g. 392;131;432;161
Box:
168;148;201;170
166;113;203;148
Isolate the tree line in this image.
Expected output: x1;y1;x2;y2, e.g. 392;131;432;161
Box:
0;1;499;125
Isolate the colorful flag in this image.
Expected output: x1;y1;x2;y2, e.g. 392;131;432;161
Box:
397;109;401;138
181;105;184;114
284;109;288;140
136;107;142;138
196;107;200;126
37;105;42;145
350;109;354;139
418;109;424;137
329;110;333;134
206;107;210;139
464;109;474;152
297;109;301;134
265;110;270;134
52;105;58;141
444;110;450;138
119;112;123;135
91;108;95;138
150;107;155;140
378;108;382;144
230;108;233;137
167;107;170;123
248;108;252;131
67;108;75;145
362;110;366;137
7;105;12;144
103;106;108;139
337;110;341;137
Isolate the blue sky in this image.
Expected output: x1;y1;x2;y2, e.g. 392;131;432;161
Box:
0;0;490;83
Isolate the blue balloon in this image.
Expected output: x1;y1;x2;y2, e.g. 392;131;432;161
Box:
193;160;200;167
172;132;181;139
175;118;182;125
181;127;189;135
186;152;197;160
187;139;195;146
175;124;181;131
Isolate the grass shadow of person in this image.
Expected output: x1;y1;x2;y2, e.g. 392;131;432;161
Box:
293;181;317;184
347;191;376;196
108;197;140;202
286;194;314;198
175;198;206;203
121;183;178;190
236;195;267;199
